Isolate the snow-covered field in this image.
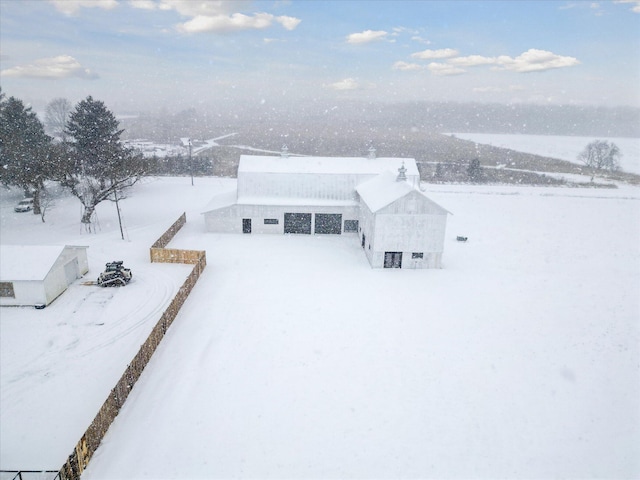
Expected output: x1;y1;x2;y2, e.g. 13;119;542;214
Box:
1;176;639;479
451;133;640;175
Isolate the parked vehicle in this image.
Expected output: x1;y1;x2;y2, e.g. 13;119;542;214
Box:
97;261;133;287
14;198;34;212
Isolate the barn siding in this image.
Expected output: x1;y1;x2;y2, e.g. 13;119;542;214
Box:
373;214;447;252
205;204;359;235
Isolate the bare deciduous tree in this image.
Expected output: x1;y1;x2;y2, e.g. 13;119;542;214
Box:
578;140;622;181
44;97;72;141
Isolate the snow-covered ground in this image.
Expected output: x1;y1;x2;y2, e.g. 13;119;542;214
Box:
1;177;639;479
450;133;640;175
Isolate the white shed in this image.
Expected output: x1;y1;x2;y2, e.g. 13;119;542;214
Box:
0;245;89;307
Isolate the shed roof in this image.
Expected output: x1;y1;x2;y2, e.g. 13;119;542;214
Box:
0;245;67;281
238;155;420;177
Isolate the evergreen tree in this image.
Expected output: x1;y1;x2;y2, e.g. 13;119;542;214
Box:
467;158;483;183
60;96;146;228
0;94;54;214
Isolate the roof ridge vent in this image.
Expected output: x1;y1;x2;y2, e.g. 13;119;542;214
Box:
396;162;407;182
367;146;376;159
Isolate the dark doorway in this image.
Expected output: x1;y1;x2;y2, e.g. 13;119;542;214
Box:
384;252;403;268
242;218;251;234
284;213;312;234
361;234;366;248
315;214;342;234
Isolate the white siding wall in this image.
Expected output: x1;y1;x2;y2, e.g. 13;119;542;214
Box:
204;205;242;233
373;214;447;253
367;251;443;269
0;281;47;306
43;267;70;305
205;204;360;234
358;202;376;266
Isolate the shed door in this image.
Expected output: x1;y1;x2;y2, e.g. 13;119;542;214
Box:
384;252;403;268
314;214;342;234
284;213;311;234
242;218;252;234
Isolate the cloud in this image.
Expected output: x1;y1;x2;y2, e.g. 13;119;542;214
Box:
130;0;252;16
410;48;459;60
427;63;466;76
447;49;579;72
48;0;118;15
176;12;300;33
392;61;424;71
614;0;640;12
130;1;301;33
275;16;302;30
495;49;580;72
448;55;498;67
129;0;157;9
0;55;99;79
411;36;431;45
325;78;361;90
177;12;270;33
346;30;388;44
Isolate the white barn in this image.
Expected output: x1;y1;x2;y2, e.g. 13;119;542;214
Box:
0;245;89;307
203;152;449;269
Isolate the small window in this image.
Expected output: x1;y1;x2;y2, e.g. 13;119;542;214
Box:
344;220;359;232
412;252;424;259
0;282;15;298
264;219;279;225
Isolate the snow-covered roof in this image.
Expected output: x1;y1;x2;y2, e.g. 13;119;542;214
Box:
357;172;450;214
0;245;66;281
356;172;417;212
238;197;359;207
201;189;237;212
238;155;420;177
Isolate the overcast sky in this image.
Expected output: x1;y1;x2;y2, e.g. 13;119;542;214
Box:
1;0;639;113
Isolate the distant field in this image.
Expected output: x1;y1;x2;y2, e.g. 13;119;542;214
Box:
450;133;640;175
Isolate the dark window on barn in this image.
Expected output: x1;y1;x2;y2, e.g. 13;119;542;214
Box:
344;220;359;232
0;282;15;298
315;214;342;234
264;219;279;225
412;252;424;259
284;213;312;234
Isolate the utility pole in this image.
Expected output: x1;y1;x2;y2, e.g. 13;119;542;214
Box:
189;138;193;186
114;185;125;240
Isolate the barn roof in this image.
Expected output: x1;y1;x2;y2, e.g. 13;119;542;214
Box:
201;189;237;212
0;245;66;281
238;155;420;177
357;171;450;214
